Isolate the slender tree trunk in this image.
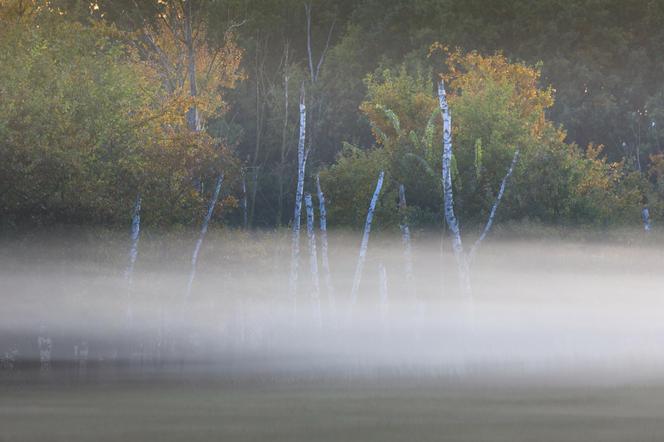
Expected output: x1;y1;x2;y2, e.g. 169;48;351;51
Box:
287;86;307;318
316;174;335;315
642;206;652;232
185;175;223;301
124;194;141;319
249;34;267;227
241;171;248;229
183;0;199;131
437;80;471;295
349;170;385;312
305;193;322;327
276;45;290;227
468;149;520;262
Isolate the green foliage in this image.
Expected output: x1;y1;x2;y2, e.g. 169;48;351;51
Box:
474;139;483;180
0;9;238;226
1;0;661;231
318;143;398;228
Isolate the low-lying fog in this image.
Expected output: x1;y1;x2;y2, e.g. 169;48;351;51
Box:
2;228;664;380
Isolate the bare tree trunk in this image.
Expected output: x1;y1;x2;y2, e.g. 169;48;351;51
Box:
241;171;248;229
276;44;290;227
124;194;141;319
249;34;267;227
349;170;385;312
468;149;520;262
642;207;652;232
183;0;200;131
305;193;322;328
438;80;471;295
304;3;335;84
185;175;223;301
316;174;335;315
303;4;335;176
287;86;307;319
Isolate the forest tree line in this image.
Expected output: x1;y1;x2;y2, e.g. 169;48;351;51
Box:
2;0;664;232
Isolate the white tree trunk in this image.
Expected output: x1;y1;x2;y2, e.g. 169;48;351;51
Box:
288;86;307;318
316;174;336;315
349;170;385;311
437;80;471;295
124;194;141;319
185;175;223;301
642;207;652;232
469;149;520;262
305;193;322;327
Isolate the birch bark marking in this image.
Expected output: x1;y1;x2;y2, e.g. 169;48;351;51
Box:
316;174;336;313
349;170;385;311
305;193;322;327
288;85;307;315
437;80;471;294
124;194;142;319
185;175;223;301
468;149;520;262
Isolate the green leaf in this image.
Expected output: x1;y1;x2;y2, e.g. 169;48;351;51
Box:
376;104;402;137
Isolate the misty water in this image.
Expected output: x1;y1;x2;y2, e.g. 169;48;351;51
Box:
3;229;664;441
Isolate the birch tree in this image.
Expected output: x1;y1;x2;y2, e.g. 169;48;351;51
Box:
132;0;244;130
642;206;652;232
438;80;520;292
349;170;385;312
438;80;471;294
468;149;520;262
124;194;142;319
287;86;308;315
184;174;223;301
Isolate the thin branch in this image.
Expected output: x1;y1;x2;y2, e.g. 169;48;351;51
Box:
305;3;315;83
468;149;520;263
314;17;336;82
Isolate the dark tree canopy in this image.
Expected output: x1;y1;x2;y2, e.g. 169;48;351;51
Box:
2;0;663;230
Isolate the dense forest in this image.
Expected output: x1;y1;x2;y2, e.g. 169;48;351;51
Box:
2;0;664;231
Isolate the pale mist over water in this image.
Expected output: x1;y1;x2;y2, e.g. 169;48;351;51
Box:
1;228;664;381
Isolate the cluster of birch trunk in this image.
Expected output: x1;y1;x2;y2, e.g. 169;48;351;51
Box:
121;79;521;327
119;3;519;327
